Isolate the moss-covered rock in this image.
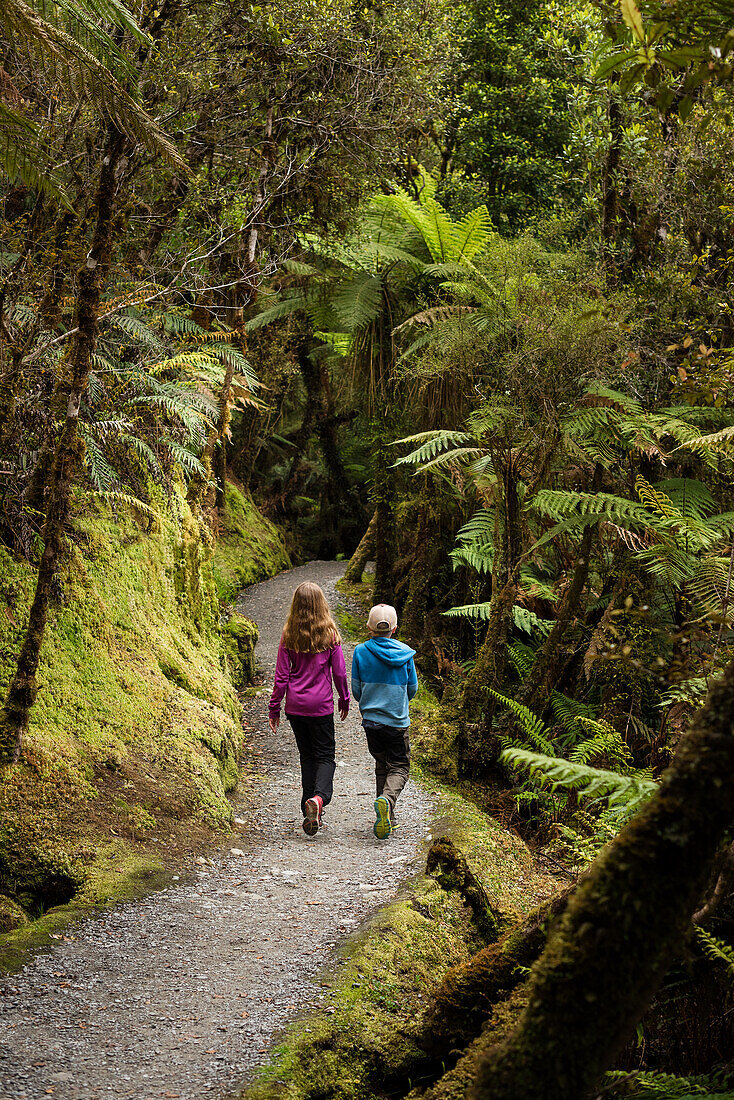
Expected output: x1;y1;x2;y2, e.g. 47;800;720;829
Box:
0;896;29;933
223;613;259;691
213;481;291;603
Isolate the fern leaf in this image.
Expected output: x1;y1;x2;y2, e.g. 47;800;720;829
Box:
501;748;658;811
88;490;161;523
489;690;556;754
695;926;734;977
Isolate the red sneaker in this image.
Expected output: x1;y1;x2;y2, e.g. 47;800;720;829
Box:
303;796;323;836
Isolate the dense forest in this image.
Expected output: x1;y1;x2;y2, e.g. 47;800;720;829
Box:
2;0;734;1097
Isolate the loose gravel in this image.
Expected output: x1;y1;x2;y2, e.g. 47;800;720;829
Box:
0;561;433;1100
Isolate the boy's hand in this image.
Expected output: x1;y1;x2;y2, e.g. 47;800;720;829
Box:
338;702;349;721
269;714;279;733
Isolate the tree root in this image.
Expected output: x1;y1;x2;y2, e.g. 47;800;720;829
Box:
426;837;502;943
418;887;570;1056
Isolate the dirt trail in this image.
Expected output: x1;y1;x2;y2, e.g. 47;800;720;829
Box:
0;562;433;1100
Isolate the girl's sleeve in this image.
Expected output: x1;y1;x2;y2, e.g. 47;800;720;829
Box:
330;644;350;709
269;643;291;716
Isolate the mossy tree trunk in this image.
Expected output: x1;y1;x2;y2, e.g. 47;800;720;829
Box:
460;573;518;722
470;656;734;1100
401;478;447;649
344;508;377;583
372;442;396;605
0;130;125;764
460;457;524;723
518;524;595;717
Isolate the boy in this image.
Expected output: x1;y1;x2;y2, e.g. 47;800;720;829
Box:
351;603;418;839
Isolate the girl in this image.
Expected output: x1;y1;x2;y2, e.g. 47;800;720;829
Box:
268;582;349;835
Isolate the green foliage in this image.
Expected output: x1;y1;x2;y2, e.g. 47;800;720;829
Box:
501;747;658;815
488;689;556;755
695;926;734;978
0;0;184;191
435;0;580;229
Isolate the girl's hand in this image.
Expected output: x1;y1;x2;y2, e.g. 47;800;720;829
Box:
338;702;349;721
269;715;279;733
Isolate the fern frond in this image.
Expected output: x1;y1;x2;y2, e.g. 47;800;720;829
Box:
164;439;208;481
512;606;554;636
393;430;474;467
508;642;535;678
88;490;161;523
450;545;494;574
489;690;556;754
695;926;734;977
79;428;123;491
1;0;185;168
501;748;658;811
658;677;709;708
443;601;494;621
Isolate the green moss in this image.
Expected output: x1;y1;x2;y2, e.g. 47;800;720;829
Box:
222;613;259;691
0;487;287;967
213;482;291;603
0;895;29;933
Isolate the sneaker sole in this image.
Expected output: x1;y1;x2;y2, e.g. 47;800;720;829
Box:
303;798;320;837
374;797;392;839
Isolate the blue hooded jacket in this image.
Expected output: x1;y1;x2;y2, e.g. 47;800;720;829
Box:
351;636;418;728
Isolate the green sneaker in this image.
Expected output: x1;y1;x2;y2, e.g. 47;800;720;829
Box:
374;796;392;839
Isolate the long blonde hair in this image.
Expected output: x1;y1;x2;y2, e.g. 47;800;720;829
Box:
281;582;341;653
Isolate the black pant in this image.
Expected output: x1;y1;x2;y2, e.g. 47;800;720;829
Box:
287;713;336;814
363;721;410;809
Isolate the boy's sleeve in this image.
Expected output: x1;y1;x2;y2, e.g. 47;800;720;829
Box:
269;643;291;716
330;644;350;708
351;647;363;702
406;656;418;701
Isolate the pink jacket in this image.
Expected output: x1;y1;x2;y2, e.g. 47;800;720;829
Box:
269;643;350;719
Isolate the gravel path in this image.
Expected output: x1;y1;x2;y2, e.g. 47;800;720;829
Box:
0;562;433;1100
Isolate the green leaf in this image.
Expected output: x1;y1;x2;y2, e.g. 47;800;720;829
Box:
620;0;645;43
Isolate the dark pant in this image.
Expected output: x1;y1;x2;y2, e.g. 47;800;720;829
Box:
363;722;410;811
287;713;336;815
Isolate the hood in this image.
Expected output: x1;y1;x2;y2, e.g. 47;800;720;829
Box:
363;637;416;667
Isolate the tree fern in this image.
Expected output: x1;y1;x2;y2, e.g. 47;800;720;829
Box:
394;429;476;467
1;0;185;168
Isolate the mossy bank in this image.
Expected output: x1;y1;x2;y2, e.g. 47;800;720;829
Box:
0;482;288;969
213;481;291;603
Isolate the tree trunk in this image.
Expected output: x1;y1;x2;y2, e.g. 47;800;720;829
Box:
460;574;518;721
419;889;570;1058
0;131;124;764
601;91;622;272
518;523;595;716
295;341;352;556
472;656;734;1100
344;508;377;583
372;440;396;605
400;482;444;648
